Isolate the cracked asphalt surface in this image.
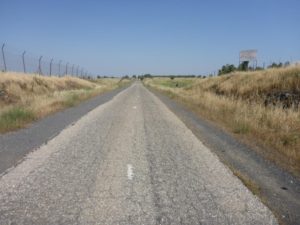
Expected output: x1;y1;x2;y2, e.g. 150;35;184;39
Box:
0;86;127;174
0;82;277;225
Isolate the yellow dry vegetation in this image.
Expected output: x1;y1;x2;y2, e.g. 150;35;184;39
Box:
191;66;300;100
144;66;300;177
0;72;129;132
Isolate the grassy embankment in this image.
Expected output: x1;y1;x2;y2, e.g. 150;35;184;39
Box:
0;72;130;133
144;66;300;177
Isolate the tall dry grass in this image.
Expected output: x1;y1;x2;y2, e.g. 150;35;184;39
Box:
192;66;300;101
0;72;128;132
144;66;300;177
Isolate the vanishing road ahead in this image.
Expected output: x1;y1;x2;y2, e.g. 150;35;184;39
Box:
0;83;277;225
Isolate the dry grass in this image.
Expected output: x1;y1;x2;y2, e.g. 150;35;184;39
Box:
191;66;300;102
0;72;129;132
144;66;300;177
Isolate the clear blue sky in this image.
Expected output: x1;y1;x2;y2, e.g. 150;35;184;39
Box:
1;0;299;76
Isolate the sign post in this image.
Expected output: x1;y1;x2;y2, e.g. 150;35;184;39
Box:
239;50;257;70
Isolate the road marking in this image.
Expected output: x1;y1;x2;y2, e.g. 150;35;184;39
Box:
127;164;134;180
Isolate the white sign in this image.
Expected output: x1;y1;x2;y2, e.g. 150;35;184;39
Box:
240;50;257;61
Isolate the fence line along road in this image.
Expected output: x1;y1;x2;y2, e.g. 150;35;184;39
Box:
0;43;92;78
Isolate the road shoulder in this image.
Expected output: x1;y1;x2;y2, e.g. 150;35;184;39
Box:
147;87;300;225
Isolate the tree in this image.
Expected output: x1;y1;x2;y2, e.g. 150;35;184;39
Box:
284;61;290;67
218;64;236;75
255;66;264;71
268;62;283;68
238;61;249;71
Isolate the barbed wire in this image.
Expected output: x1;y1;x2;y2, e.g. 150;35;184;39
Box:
0;43;92;77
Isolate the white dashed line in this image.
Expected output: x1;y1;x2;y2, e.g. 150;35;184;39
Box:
127;164;134;180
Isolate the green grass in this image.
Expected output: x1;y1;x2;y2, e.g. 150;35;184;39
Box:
64;93;81;107
233;121;251;134
0;107;36;132
155;79;194;88
280;133;300;146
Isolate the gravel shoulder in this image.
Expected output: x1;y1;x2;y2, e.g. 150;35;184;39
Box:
148;87;300;225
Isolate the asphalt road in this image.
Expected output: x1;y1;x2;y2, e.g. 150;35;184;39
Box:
0;82;277;225
151;88;300;225
0;86;127;174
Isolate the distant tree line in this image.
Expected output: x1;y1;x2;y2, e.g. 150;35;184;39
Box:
268;61;290;68
97;75;116;79
96;61;291;80
137;74;207;80
218;61;291;76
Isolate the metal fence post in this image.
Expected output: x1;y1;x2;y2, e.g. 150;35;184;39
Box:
50;58;53;76
0;45;92;77
65;62;69;76
1;43;7;72
71;64;74;76
58;60;62;76
38;56;43;75
22;51;26;73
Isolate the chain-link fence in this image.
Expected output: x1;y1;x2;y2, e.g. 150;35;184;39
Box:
0;43;91;77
